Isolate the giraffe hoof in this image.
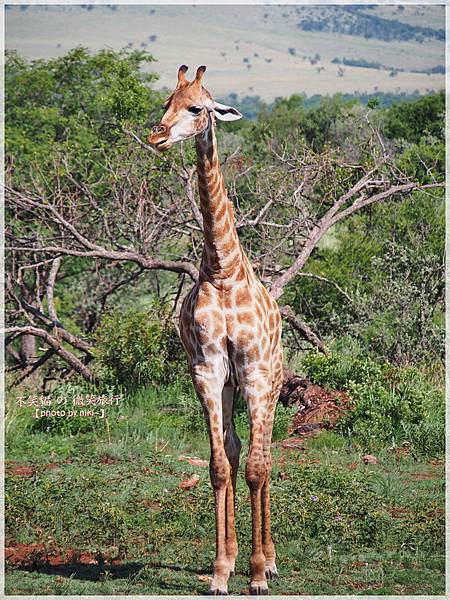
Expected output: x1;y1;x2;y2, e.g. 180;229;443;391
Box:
229;570;235;577
208;587;228;596
250;583;269;595
265;565;279;580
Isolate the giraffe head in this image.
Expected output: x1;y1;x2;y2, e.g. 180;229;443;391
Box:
148;65;243;151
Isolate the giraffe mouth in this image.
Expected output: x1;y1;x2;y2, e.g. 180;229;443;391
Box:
154;139;172;151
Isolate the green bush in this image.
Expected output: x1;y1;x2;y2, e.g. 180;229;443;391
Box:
301;349;384;389
300;350;444;457
93;307;187;390
382;90;445;144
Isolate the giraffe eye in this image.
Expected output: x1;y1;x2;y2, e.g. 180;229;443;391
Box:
188;106;203;115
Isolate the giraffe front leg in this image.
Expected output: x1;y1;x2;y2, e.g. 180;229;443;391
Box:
262;474;278;581
193;370;232;595
224;434;241;577
223;387;241;577
209;445;232;595
225;478;237;577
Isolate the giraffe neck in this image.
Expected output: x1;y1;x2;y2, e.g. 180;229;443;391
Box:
195;114;243;284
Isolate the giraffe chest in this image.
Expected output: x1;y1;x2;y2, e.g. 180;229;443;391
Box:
179;281;273;377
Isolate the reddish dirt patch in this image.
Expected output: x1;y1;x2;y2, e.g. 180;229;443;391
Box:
407;471;442;481
7;465;35;477
388;506;412;518
280;437;307;450
78;552;98;565
5;544;121;568
5;543;45;565
350;582;382;590
350;561;369;568
362;454;378;465
142;499;162;511
178;455;208;467
179;474;200;490
99;456;117;465
425;508;444;517
143;467;157;475
6;461;70;476
45;462;59;470
280;369;352;437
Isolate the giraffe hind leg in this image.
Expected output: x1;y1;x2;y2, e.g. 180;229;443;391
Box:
262;373;282;582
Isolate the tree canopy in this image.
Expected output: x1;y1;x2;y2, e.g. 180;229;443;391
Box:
4;48;444;387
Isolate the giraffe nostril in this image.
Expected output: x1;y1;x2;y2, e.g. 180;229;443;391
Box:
152;124;167;135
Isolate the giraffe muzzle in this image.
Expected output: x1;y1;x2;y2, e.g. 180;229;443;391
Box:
148;124;172;150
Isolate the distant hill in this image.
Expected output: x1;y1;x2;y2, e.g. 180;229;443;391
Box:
5;4;445;102
295;5;444;42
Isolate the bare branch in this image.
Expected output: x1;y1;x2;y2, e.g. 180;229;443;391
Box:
6;184;200;282
296;272;352;302
46;257;62;322
3;326;94;383
7;244;199;282
14;349;57;385
181;166;203;230
19;298;93;355
269;179;444;300
237;197;274;228
279;305;328;354
329;182;443;227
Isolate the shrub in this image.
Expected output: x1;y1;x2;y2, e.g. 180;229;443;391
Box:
93;307;187;390
300;349;384;389
300;350;444;457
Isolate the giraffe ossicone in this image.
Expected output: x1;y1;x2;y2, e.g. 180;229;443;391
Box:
149;65;283;596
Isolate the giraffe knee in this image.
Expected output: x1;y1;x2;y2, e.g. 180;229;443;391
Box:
210;452;231;490
246;450;266;491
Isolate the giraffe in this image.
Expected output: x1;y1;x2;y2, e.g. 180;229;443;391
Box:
148;65;283;596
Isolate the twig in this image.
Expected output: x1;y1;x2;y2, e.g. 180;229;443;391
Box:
279;305;328;355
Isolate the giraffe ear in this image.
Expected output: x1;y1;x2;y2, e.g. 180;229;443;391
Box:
213;101;243;121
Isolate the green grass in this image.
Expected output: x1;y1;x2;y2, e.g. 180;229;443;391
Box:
5;382;445;595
